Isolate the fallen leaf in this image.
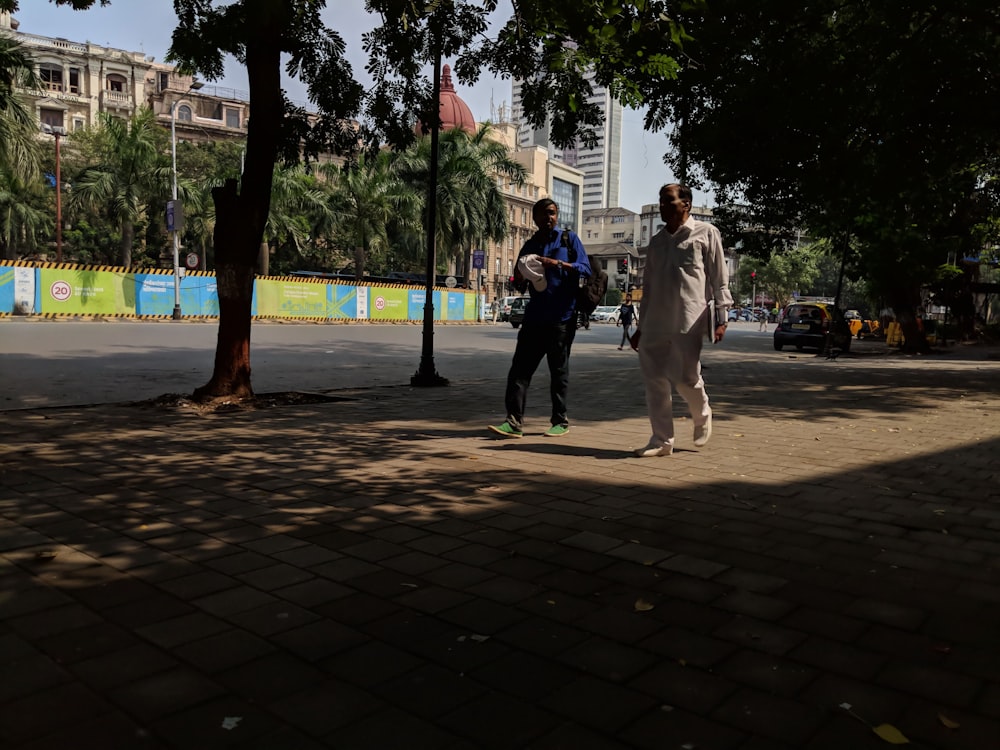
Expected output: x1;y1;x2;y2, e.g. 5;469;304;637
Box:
221;716;242;731
872;723;910;744
634;598;654;612
470;634;490;642
399;583;418;588
937;713;960;729
888;428;900;433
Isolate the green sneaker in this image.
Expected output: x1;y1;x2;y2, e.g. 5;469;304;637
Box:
488;422;523;438
544;424;569;437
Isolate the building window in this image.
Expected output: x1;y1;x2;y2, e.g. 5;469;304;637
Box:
551;177;579;232
40;108;64;129
73;118;85;131
159;72;169;91
68;68;81;94
520;208;527;225
177;105;193;122
495;258;500;275
225;108;240;128
612;232;625;240
106;73;127;92
40;63;63;92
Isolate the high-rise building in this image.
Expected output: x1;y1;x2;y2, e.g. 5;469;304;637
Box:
511;70;622;213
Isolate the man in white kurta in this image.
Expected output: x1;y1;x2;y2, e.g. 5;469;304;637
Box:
631;184;733;457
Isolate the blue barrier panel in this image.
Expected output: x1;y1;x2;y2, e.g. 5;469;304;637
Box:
445;291;465;320
0;265;16;313
135;274;174;316
329;284;357;319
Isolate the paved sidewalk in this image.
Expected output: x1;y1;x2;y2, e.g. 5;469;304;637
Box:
2;347;1000;749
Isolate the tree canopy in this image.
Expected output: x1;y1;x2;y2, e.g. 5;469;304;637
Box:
644;0;1000;347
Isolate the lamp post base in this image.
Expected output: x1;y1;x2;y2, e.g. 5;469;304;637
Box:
172;306;182;320
411;363;449;387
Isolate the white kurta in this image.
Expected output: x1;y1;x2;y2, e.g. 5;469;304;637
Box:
636;217;733;448
640;217;733;343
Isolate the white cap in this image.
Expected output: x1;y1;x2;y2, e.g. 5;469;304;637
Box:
517;254;547;292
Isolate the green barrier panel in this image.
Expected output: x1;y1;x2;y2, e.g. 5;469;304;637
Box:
254;278;330;318
38;267;135;315
368;286;411;320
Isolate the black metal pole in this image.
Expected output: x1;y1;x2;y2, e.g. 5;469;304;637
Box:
412;45;448;387
822;230;851;358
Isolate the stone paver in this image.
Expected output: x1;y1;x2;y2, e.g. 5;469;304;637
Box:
1;341;1000;748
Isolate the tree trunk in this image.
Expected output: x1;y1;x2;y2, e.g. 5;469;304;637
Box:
258;240;269;276
193;23;283;400
194;260;255;401
353;245;365;280
120;220;133;267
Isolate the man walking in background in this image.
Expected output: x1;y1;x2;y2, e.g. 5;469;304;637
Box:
630;183;733;456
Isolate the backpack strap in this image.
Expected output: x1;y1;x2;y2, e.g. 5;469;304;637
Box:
561;229;578;264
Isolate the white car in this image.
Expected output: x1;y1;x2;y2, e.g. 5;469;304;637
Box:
590;305;621;324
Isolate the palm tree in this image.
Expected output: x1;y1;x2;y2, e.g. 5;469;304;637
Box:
0;36;42;184
396;124;525;278
0;169;51;259
260;163;335;276
70;108;171;266
321;150;421;279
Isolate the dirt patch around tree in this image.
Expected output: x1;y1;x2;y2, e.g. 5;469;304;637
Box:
131;391;346;416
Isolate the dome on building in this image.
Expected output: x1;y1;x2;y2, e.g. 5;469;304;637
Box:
415;64;477;136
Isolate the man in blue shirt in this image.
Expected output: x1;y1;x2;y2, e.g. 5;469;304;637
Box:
489;198;592;438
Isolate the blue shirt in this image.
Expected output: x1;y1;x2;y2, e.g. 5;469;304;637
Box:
519;228;592;325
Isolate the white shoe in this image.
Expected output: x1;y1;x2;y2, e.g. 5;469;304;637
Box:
634;442;672;457
693;414;713;447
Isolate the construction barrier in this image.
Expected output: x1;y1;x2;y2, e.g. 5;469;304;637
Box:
0;261;481;322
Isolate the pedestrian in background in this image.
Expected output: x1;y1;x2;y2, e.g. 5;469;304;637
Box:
489;198;592;439
490;298;499;324
617;294;637;350
630;183;733;457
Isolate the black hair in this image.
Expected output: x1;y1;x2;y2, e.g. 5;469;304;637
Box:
532;197;558;215
661;183;693;203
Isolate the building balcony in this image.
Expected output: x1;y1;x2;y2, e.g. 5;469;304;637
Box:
101;89;134;109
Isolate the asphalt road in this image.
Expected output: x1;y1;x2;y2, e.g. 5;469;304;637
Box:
0;319;787;411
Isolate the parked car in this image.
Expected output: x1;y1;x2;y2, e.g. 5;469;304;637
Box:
728;308;753;322
498;295;525;322
590;305;621;324
509;297;529;328
773;302;851;352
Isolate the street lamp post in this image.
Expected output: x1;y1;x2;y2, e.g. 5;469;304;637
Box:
42;124;67;262
168;82;201;320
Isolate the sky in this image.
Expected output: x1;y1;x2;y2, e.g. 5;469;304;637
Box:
16;1;709;212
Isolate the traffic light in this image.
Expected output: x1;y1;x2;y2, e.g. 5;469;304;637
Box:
507;275;515;293
750;271;756;280
618;258;628;274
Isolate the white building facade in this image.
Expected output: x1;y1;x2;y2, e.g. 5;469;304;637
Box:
511;69;622;213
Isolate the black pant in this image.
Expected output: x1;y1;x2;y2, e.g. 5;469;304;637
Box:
504;321;576;430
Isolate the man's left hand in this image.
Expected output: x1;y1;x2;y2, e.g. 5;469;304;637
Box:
714;324;727;343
